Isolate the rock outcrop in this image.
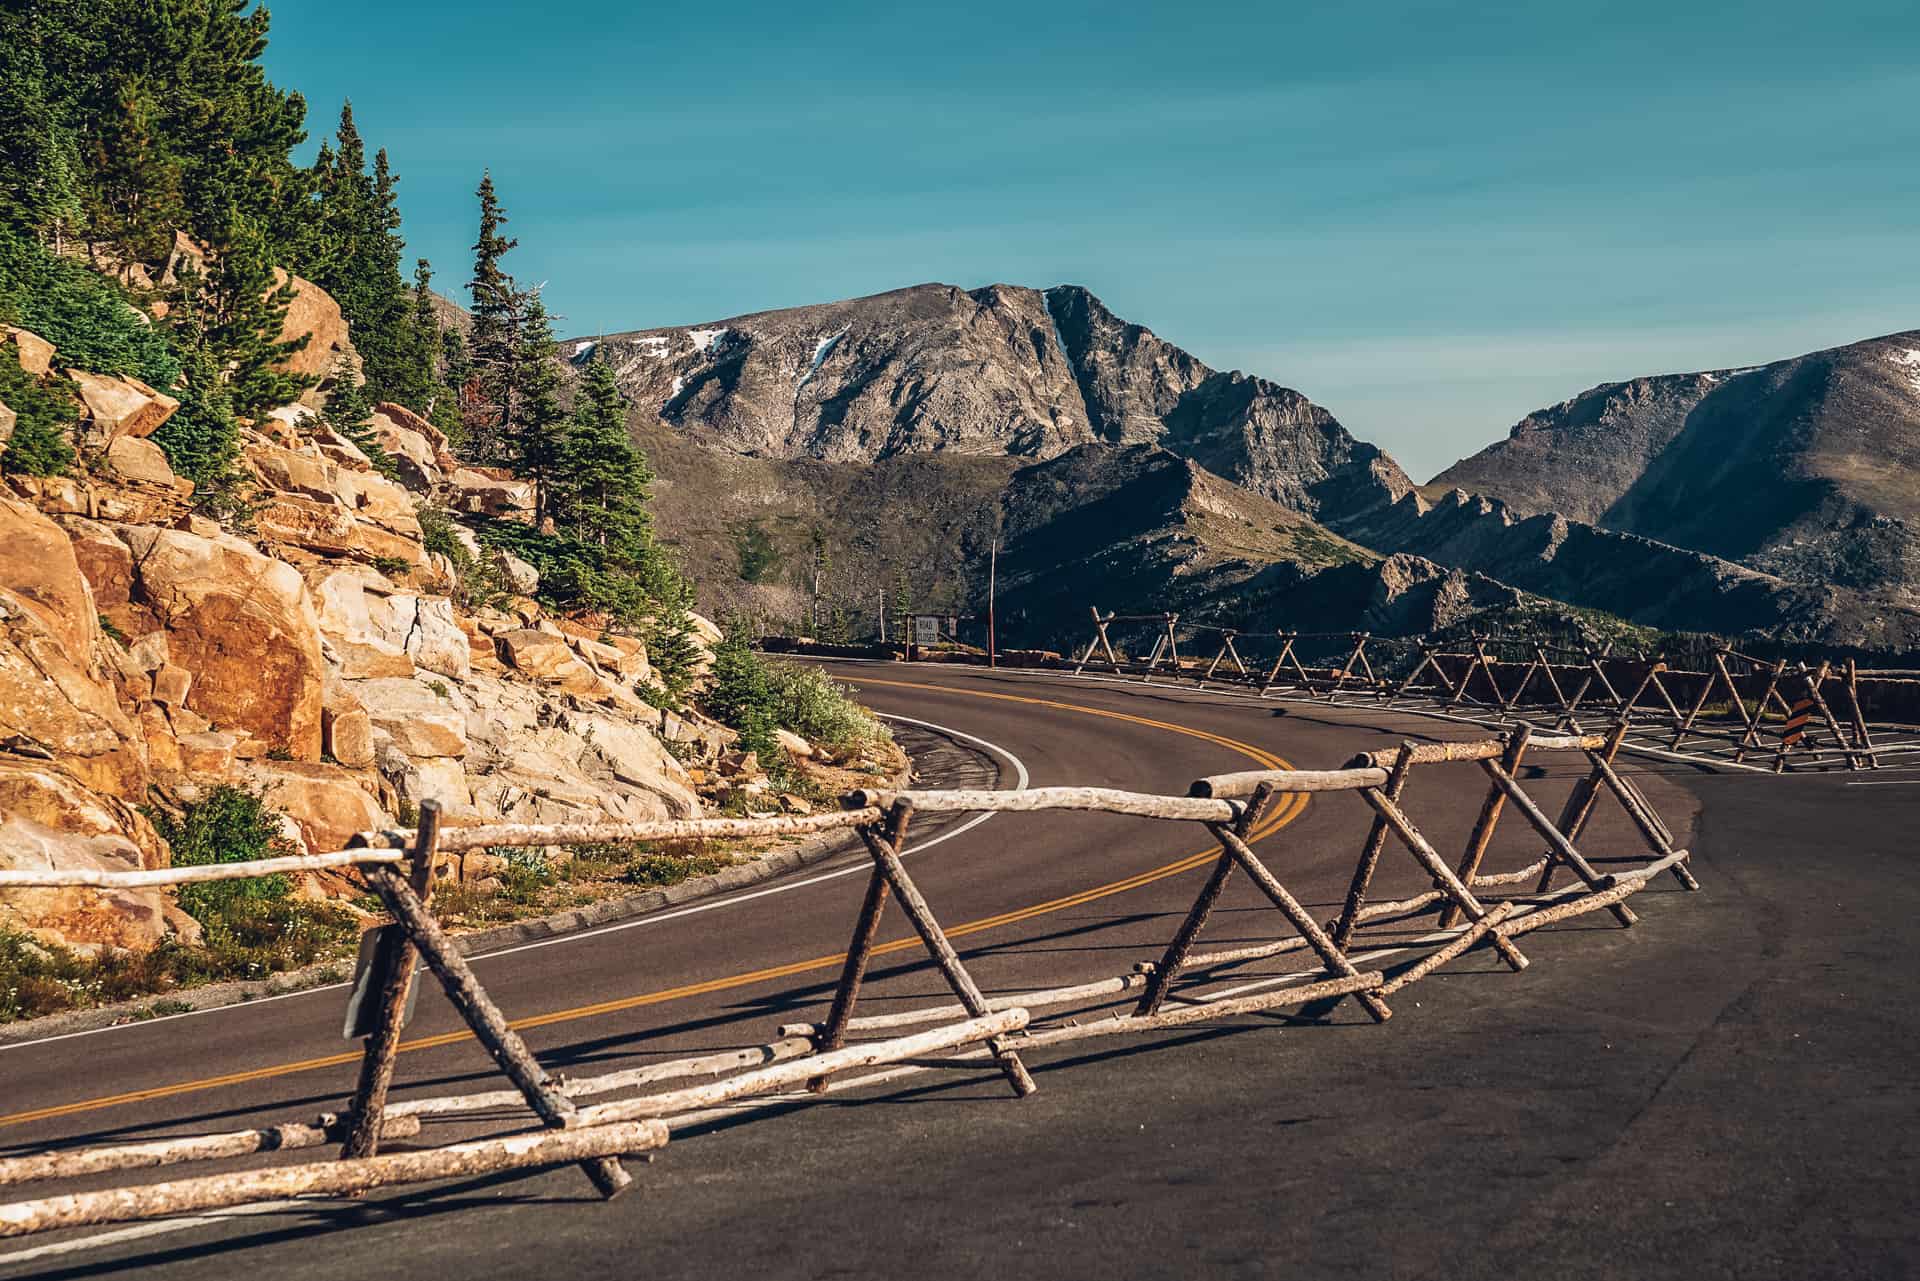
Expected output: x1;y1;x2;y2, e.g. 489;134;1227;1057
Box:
0;274;735;951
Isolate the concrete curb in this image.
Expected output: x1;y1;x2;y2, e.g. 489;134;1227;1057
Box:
0;761;911;1047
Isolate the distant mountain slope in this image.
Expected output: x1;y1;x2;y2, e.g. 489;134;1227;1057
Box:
1433;330;1920;599
582;282;1413;525
585;287;1920;649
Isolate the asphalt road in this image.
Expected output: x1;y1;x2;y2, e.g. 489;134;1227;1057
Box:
0;664;1913;1279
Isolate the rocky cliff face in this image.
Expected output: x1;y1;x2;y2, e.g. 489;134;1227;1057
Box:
1432;330;1920;608
0;302;745;952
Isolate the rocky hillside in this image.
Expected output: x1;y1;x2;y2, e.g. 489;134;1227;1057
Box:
588;285;1920;649
587;283;1413;521
0;289;782;954
1433;330;1920;605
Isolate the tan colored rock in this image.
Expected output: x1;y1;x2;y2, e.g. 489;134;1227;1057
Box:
246;442;338;502
495;629;582;680
139;702;183;776
352;676;469;758
775;728;814;760
242;759;384;854
336;469;420;536
461;851;509;882
374;401;455;465
253;494;358;557
606;634;652;682
151;664;192;706
0;395;15;453
556;710;700;818
449;468;534;520
0;499;148;798
407;756;473;812
119;524;327;760
271;272;361;407
103;436;179;487
60;518;148;644
68;369;179;445
0;762;196;950
322;706;375;768
176;730;238;779
5;327;56;377
368;407;443;491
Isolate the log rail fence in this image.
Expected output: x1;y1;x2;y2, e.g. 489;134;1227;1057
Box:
0;723;1698;1240
1071;606;1920;773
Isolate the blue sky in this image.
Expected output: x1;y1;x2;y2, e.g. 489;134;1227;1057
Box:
264;0;1920;480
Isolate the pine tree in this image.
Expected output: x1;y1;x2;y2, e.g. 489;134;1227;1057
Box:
435;324;471;443
149;311;243;508
407;257;442;407
305;104;411;403
464;172;522;463
509;294;567;526
82;80;186;268
190;220;313;419
0;8;84;249
554;354;654;549
316;355;397;480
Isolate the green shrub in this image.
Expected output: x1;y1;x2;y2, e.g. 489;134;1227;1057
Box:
0;228;180;388
0;357;77;476
143;785;298;920
622;850;727;887
707;626;782;765
766;663;890;752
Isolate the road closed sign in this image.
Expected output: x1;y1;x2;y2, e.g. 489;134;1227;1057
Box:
914;615;939;645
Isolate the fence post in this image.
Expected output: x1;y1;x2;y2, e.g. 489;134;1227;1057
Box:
809;800;913;1090
1331;744;1415;948
366;867;633;1199
1440;725;1529;928
856;821;1037;1097
341;802;441;1160
1132;783;1275;1017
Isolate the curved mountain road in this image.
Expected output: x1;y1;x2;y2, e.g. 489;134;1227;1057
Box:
0;665;1914;1278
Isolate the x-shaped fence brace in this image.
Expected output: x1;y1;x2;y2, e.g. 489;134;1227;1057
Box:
0;725;1702;1239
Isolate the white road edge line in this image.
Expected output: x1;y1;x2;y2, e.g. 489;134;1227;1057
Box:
0;713;1030;1056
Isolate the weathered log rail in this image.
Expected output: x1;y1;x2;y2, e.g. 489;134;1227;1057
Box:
0;723;1699;1242
1072;605;1920;773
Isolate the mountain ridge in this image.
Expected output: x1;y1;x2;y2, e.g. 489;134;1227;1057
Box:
570;283;1920;650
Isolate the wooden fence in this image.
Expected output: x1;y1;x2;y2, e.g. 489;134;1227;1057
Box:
1073;608;1920;772
0;723;1697;1240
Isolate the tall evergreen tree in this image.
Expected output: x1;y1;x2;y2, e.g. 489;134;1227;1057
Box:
465;172;525;463
315;355;396;479
556;353;655;557
305;103;411;403
187;220;313;419
509;294;567;526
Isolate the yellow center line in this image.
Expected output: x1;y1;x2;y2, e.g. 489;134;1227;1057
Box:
0;677;1303;1130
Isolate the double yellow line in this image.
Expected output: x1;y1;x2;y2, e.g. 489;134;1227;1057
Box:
0;676;1304;1130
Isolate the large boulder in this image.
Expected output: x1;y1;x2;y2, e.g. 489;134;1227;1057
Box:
118;525;327;760
271;272;360;409
104;435;185;489
556;710;700;818
350;676;470;759
368;406;445;491
242;759;386;855
4;327;56;377
67;370;178;447
0;762;197;950
0;499;148;797
449;468;534;520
